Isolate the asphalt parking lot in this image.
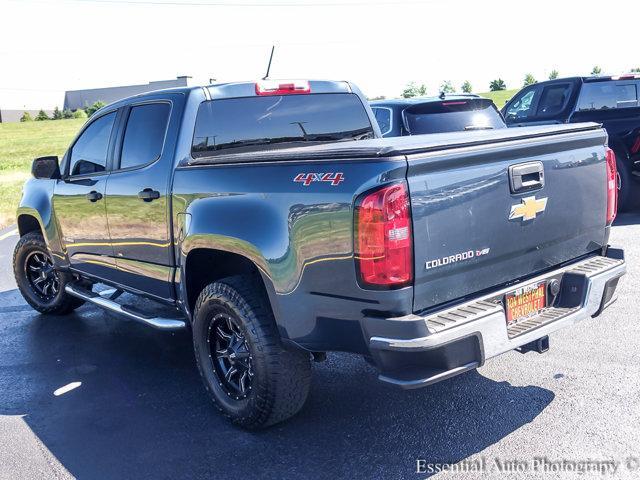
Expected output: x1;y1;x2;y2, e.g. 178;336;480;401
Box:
1;216;639;480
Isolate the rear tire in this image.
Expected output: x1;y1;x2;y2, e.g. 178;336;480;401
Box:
13;232;85;315
192;275;311;429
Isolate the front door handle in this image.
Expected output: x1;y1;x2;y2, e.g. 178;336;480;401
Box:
138;188;160;202
86;191;103;202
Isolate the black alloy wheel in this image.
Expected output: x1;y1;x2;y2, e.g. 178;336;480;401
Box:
208;312;254;400
25;251;60;301
13;231;85;314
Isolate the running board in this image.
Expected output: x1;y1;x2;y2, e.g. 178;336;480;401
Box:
65;284;186;330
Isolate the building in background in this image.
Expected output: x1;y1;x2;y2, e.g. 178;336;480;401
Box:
0;76;197;123
63;76;194;111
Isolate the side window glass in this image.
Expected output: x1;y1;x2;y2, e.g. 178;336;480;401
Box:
577;82;639;111
372;107;392;134
616;84;638;108
69;112;116;176
506;88;538;121
120;103;171;169
536;84;571;116
577;83;615;110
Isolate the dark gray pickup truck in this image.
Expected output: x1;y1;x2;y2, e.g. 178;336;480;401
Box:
14;79;626;428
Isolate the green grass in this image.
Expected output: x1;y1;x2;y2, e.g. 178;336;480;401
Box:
0;118;85;228
477;89;518;108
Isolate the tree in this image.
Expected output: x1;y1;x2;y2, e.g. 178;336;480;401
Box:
20;111;33;122
84;100;106;117
62;109;74;119
34;109;50;121
72;109;88;119
630;67;640;73
52;106;63;120
591;66;602;76
461;80;473;93
439;80;455;94
549;69;559;80
401;82;427;98
489;78;507;91
523;74;537;87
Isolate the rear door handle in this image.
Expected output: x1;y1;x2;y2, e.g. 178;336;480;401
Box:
86;191;103;202
138;188;160;202
509;161;544;194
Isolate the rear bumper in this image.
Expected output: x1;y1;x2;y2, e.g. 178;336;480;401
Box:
365;248;626;389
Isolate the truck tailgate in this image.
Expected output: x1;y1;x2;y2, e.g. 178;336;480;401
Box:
407;125;609;312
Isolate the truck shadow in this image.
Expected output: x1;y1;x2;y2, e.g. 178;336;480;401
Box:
0;294;554;480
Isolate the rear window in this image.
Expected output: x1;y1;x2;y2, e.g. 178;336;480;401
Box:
403;99;505;135
576;81;639;110
192;93;374;158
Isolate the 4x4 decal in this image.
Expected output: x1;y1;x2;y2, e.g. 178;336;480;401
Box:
294;173;344;186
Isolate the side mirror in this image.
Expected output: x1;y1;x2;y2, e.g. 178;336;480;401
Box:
32;156;61;180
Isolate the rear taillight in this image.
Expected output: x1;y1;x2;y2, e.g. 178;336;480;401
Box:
355;182;413;288
255;80;311;96
605;147;618;225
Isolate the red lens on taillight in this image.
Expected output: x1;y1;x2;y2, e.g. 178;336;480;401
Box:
605;147;618;225
355;182;413;288
255;80;311;96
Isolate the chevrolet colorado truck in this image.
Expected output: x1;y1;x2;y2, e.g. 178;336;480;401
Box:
14;79;626;429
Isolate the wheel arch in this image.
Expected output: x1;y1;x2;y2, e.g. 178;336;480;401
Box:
17;213;43;237
182;247;284;337
15;179;66;265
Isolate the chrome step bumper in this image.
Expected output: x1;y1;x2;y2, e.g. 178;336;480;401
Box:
65;284;187;330
368;249;626;389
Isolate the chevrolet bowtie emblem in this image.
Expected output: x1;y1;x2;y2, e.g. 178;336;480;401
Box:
509;196;548;221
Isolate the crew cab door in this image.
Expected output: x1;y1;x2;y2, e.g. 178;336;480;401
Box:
53;110;118;279
104;95;180;300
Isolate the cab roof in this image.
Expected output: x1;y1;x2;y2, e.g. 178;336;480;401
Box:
516;75;640;88
96;79;354;113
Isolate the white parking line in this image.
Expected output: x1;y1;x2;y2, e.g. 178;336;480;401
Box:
0;228;18;241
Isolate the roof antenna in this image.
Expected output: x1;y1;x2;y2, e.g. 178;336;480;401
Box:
263;45;275;80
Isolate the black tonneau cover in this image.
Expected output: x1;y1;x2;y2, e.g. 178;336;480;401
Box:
183;123;602;166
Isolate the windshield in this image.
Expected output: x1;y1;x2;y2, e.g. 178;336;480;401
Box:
404;99;505;134
192;93;375;158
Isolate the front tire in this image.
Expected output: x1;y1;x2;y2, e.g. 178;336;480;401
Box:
13;231;84;315
192;275;311;429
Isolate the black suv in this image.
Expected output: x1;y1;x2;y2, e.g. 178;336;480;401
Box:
371;95;506;138
503;75;640;209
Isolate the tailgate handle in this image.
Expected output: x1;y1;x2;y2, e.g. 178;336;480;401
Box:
509;161;544;194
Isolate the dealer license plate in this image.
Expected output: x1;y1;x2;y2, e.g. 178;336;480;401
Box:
505;281;547;325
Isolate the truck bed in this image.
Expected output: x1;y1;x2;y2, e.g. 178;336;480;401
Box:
183;123;602;165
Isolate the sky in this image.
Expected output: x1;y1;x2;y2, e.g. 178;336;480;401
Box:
1;0;639;109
